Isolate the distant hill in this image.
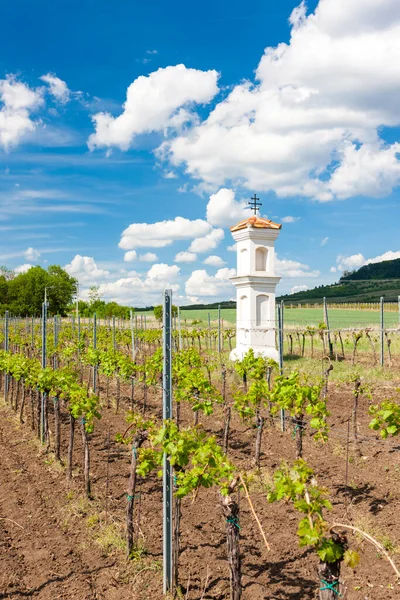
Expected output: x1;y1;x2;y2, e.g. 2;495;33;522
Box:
278;258;400;304
340;257;400;281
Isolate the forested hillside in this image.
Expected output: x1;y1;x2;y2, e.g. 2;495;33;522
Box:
340;257;400;281
279;258;400;304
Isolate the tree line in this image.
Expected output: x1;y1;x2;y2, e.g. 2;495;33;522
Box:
0;265;77;316
0;267;135;318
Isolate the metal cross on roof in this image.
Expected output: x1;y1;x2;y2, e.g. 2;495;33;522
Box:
248;193;262;215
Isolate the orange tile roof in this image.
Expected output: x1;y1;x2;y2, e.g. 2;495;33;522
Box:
230;215;282;232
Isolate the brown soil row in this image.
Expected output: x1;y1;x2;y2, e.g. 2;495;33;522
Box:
1;371;400;599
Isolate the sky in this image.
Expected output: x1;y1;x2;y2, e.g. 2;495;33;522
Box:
1;0;400;306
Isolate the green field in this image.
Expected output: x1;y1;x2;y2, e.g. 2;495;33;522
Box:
180;307;236;325
281;307;399;328
138;306;400;328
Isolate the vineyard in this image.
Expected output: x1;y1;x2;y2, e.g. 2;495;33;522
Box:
1;310;400;599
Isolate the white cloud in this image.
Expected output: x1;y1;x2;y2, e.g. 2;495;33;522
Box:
336;253;366;271
321;237;329;246
161;0;400;201
185;267;236;297
88;64;219;150
96;263;181;305
203;255;226;267
174;251;197;263
14;263;34;274
336;249;400;272
227;243;237;252
290;284;309;293
139;252;158;262
146;263;180;281
24;247;41;261
40;73;70;103
330;266;337;273
124;250;137;262
206;188;247;226
119;216;211;250
281;216;300;223
65;254;110;283
189;228;224;253
276;257;320;278
0;75;43;149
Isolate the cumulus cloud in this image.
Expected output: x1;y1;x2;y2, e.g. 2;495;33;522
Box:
227;244;237;252
88;64;219;150
206;188;247;226
189;228;224;253
203;255;226;267
124;250;137;262
65;255;110;283
40;73;70;103
119;216;211;250
174;251;197;263
336;249;400;272
139;252;158;262
276;257;320;278
96;263;181;305
161;0;400;201
24;247;40;261
146;263;180;281
14;263;34;274
0;75;43;149
185;267;236;297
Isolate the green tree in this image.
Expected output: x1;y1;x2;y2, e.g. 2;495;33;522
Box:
46;265;78;315
6;265;77;316
153;304;178;323
0;265;15;280
86;285;105;314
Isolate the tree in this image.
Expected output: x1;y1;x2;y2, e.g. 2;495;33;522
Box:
87;285;106;314
154;304;178;322
0;266;15;281
0;274;8;307
6;265;77;316
46;265;78;315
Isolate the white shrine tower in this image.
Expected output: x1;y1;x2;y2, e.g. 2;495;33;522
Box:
229;199;282;362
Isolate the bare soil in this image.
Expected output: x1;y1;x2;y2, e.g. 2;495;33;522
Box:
1;367;400;600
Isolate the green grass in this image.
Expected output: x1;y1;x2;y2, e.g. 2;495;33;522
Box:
137;306;399;328
282;307;399;328
179;307;236;325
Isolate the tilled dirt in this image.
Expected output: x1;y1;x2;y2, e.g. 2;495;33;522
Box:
1;369;400;599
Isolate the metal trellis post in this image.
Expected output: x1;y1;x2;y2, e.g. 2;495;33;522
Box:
78;314;81;357
277;304;285;431
323;297;333;358
130;309;135;358
93;313;97;392
41;301;47;444
163;289;173;594
178;306;182;350
4;310;9;400
218;304;221;354
380;297;384;367
54;315;58;369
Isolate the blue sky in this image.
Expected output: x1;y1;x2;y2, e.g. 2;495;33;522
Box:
1;0;400;305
